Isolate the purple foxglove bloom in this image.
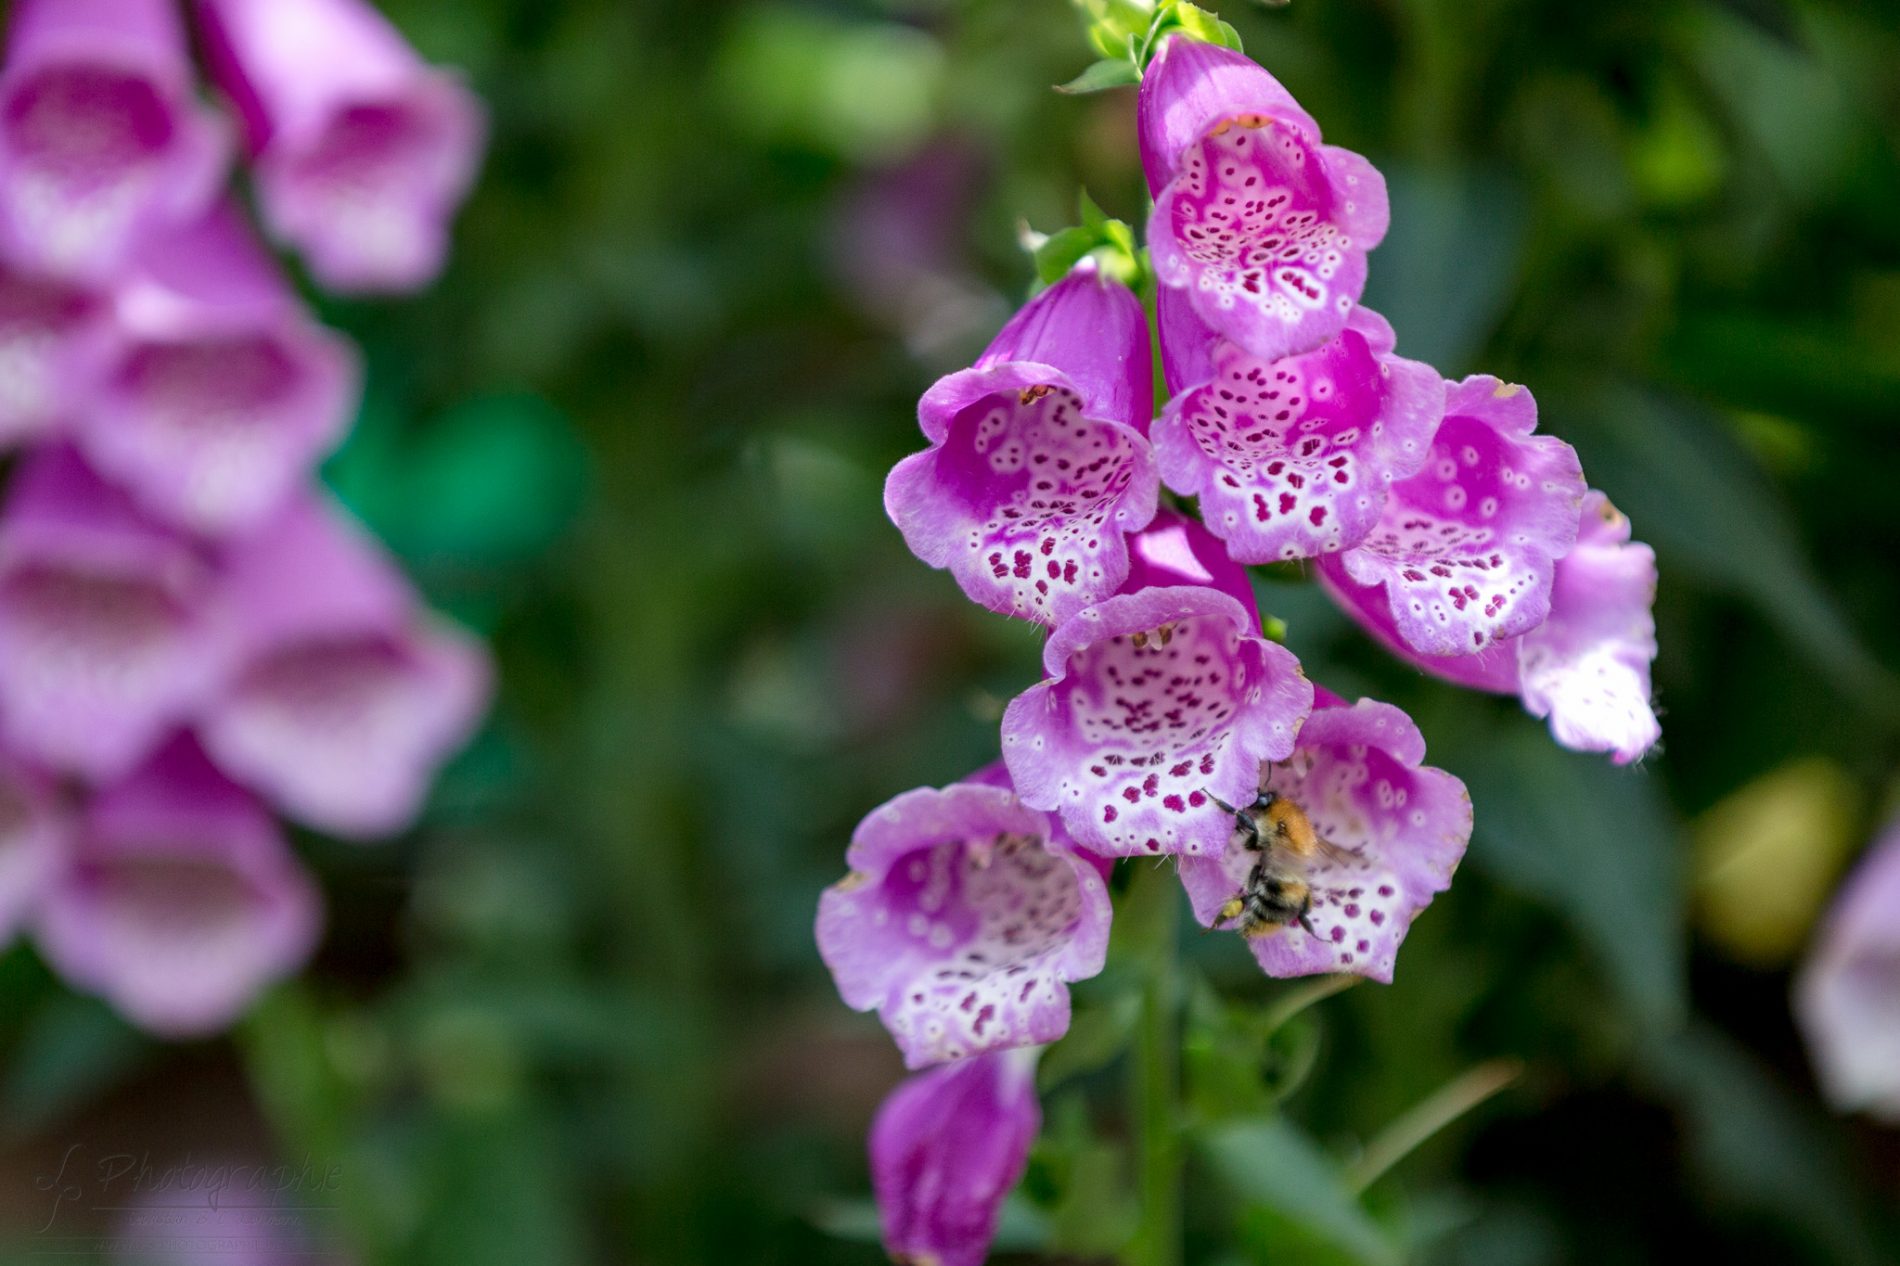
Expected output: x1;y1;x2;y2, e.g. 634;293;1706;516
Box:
0;446;231;782
816;769;1111;1069
0;0;226;281
1796;817;1900;1122
198;495;489;840
1314;375;1586;658
1139;36;1388;365
1154;304;1442;562
71;202;359;536
195;0;485;292
886;262;1159;626
0;754;62;943
1322;491;1660;763
0;260;110;446
871;1046;1040;1266
34;735;320;1036
1180;691;1470;980
1001;517;1313;858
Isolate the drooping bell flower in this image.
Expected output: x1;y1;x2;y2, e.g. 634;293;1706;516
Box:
1179;690;1470;981
1323;491;1660;763
0;259;110;447
1796;816;1900;1122
0;0;226;281
0;754;62;944
194;0;485;292
33;734;320;1036
71;202;359;537
197;494;489;840
1138;35;1388;365
1002;513;1313;858
1314;375;1586;658
0;446;230;782
871;1047;1041;1266
886;260;1160;626
1154;300;1442;562
816;767;1111;1069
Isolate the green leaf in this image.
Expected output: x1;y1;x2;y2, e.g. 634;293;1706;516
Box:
0;994;147;1139
1038;988;1140;1089
1549;385;1900;721
1198;1119;1400;1266
1057;57;1141;94
1032;1093;1137;1257
1434;711;1686;1030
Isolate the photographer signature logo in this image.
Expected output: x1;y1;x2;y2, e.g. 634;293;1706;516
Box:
32;1144;343;1234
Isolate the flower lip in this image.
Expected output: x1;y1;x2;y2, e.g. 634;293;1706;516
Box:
1796;820;1900;1122
1154;304;1444;564
818;778;1111;1069
1003;584;1313;857
0;258;110;444
1323;374;1585;658
0;754;63;942
1179;693;1471;982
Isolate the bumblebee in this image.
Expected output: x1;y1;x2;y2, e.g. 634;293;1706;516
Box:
1203;788;1354;939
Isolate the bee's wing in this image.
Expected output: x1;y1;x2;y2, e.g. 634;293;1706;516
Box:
1310;835;1365;869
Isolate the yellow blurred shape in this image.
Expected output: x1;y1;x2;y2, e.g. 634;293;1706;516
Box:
1692;758;1861;966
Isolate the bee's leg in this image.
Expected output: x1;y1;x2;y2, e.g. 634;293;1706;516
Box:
1297;910;1318;938
1205;895;1245;933
1200;788;1237;815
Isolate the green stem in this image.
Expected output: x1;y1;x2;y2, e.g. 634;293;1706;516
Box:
1127;867;1181;1266
1346;1058;1523;1194
1260;973;1360;1035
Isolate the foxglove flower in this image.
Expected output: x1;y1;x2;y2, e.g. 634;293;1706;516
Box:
195;0;485;292
1323;491;1660;763
1154;302;1442;562
1315;376;1585;658
34;735;320;1036
1796;817;1900;1123
1138;36;1387;365
886;262;1159;626
0;754;61;943
816;770;1111;1068
0;259;109;446
72;202;359;537
0;446;230;781
1002;515;1313;857
198;495;489;840
871;1047;1040;1266
1180;691;1470;980
0;0;226;280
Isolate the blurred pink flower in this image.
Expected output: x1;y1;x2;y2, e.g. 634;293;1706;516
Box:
0;446;231;782
0;752;62;943
196;0;485;292
35;734;319;1036
0;258;110;446
199;495;489;839
871;1047;1040;1266
71;201;359;536
0;0;226;280
1796;815;1900;1123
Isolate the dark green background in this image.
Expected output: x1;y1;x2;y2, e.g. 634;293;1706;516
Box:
3;0;1900;1262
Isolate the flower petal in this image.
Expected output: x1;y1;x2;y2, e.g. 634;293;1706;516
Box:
1321;376;1585;656
1137;36;1318;193
1002;585;1312;857
817;777;1111;1069
1796;817;1900;1123
871;1047;1040;1266
1179;695;1470;981
1155;308;1442;562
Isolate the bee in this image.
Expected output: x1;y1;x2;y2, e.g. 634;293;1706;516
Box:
1202;787;1356;939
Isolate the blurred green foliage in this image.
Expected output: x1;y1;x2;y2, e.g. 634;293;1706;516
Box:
5;0;1900;1263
